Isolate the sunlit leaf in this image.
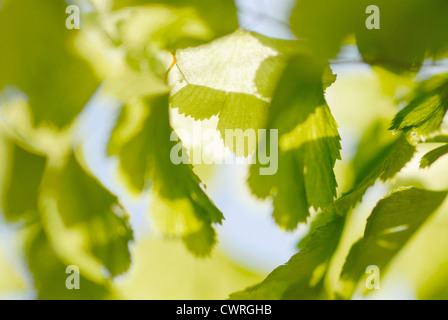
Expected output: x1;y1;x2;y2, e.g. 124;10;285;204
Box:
170;30;301;156
248;56;341;228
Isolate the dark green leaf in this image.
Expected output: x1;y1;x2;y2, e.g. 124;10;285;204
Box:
0;139;46;222
390;74;448;137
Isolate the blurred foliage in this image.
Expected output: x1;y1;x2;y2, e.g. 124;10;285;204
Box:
108;94;223;256
340;187;447;298
1;0;448;300
116;237;262;300
0;244;26;294
291;0;448;72
0;0;100;128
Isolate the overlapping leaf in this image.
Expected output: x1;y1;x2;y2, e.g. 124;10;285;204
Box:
170;30;301;156
247;56;341;228
236;119;417;300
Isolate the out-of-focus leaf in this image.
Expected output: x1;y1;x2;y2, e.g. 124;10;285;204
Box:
390;74;448;137
291;0;448;72
419;262;448;300
248;56;341;229
112;5;212;53
117;237;263;300
0;245;26;294
0;0;100;128
109;94;223;256
112;0;238;45
26;228;113;300
420;144;448;169
39;153;133;277
0;139;46;222
291;0;360;59
171;30;300;156
340;187;447;297
103;66;169;103
231;215;345;300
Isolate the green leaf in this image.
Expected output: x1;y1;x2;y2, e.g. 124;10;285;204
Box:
111;0;238;46
230;214;345;300
109;94;223;256
390;74;448;137
290;0;360;59
39;153;133;277
170;30;301;156
336;121;416;214
26;227;113;300
291;0;448;71
248;56;341;229
0;138;46;222
0;0;100;128
283;121;416;299
340;187;447;297
420;144;448;168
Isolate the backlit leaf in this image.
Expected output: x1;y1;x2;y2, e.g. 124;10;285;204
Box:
248;56;341;228
170;30;301;156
